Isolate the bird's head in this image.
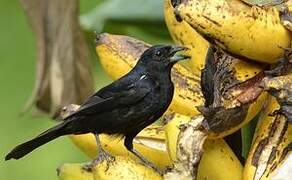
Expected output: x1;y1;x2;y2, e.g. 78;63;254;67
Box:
138;45;190;71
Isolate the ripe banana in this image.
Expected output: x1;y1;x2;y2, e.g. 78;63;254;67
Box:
164;0;209;77
93;156;162;180
57;163;93;180
243;97;292;180
69;124;171;169
164;113;243;180
96;33;204;116
175;0;291;63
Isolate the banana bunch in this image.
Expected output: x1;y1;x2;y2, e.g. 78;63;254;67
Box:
173;0;291;63
243;97;292;180
56;0;292;179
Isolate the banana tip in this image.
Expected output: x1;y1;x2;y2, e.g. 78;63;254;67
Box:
95;32;111;46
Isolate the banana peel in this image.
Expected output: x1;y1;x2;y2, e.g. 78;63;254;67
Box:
198;46;268;138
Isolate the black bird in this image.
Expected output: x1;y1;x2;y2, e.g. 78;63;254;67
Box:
5;44;189;171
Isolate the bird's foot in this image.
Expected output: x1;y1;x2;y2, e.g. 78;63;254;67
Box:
84;150;115;170
93;149;115;165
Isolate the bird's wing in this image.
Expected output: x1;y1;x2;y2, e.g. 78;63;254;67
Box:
65;74;154;119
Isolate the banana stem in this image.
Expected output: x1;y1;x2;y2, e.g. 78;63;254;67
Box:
164;115;207;180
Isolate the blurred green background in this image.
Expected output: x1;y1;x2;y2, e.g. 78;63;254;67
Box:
0;0;172;179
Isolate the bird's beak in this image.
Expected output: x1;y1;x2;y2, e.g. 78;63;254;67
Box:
169;46;190;63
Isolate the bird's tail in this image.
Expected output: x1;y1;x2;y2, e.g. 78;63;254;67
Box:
5;122;68;161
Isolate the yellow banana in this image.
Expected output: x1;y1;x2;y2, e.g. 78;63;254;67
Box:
96;33;204;116
69;124;171;169
164;0;209;77
164;113;243;180
57;163;93;180
93;156;162;180
243;97;292;180
176;0;291;63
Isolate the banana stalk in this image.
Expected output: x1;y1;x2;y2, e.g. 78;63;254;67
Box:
164;113;243;180
175;0;291;63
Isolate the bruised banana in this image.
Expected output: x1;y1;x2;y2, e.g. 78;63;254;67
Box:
95;33;203;116
93;156;162;180
164;0;264;81
57;163;93;180
70;124;171;169
243;97;292;180
199;46;268;138
175;0;291;63
164;113;243;180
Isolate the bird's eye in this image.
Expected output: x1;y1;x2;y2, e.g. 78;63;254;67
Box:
155;51;162;57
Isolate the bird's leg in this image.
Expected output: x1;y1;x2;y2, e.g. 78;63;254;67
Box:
124;135;163;175
85;133;114;169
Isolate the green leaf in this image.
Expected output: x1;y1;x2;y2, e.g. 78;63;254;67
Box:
80;0;164;31
241;114;259;159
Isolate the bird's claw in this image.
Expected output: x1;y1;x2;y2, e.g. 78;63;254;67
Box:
94;150;115;164
84;150;115;170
